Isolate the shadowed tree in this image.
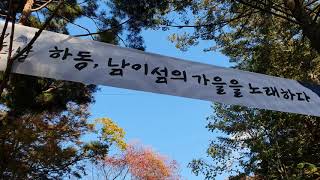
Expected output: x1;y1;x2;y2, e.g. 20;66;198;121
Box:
151;0;320;179
0;0;190;179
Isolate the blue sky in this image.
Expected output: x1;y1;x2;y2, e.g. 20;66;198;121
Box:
64;8;235;177
1;16;233;178
84;27;233;179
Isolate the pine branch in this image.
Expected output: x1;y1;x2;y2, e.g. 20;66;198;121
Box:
74;18;132;37
44;6;95;39
235;0;300;24
162;10;256;29
257;0;293;17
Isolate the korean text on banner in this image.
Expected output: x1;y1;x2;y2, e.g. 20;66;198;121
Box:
1;22;320;116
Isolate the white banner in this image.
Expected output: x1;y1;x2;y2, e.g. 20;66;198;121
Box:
1;22;320;116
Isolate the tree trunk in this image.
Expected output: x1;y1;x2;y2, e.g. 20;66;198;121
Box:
285;0;320;53
19;0;34;25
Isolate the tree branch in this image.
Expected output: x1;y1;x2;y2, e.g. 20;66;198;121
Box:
235;0;300;24
112;166;127;180
58;1;107;36
0;0;12;52
256;0;293;17
0;0;65;96
121;168;129;180
162;10;256;29
44;6;94;39
31;0;54;12
74;18;132;37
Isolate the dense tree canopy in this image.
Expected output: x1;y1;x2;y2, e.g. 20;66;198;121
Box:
2;0;320;179
158;0;320;179
0;0;184;179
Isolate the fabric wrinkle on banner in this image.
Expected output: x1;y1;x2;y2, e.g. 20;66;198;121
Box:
0;22;320;117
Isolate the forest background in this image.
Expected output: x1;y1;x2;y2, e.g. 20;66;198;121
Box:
0;0;320;179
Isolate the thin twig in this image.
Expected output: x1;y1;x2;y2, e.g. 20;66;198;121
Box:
0;0;12;52
63;1;103;32
0;13;7;17
31;0;54;11
235;0;300;24
253;0;292;17
74;18;132;37
0;12;15;95
45;6;94;39
116;34;128;47
121;169;129;180
161;10;256;29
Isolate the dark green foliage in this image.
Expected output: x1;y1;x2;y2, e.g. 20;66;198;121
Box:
193;104;320;179
3;75;96;114
0;4;102;178
97;0;193;50
156;0;320;179
0;0;183;179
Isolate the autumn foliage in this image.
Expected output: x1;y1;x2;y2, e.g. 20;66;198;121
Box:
102;144;180;180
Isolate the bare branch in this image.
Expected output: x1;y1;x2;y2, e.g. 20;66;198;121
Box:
44;6;94;39
62;1;104;34
162;10;256;29
122;168;129;180
235;0;300;24
257;0;293;17
74;18;132;37
116;34;128;47
31;0;54;11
